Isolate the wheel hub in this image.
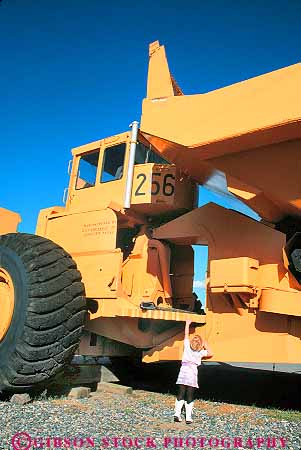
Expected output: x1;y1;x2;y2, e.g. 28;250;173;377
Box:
0;268;15;342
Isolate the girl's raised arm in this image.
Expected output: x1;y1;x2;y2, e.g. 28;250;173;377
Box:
185;320;192;339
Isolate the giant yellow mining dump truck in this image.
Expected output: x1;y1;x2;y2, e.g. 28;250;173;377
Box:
1;41;301;392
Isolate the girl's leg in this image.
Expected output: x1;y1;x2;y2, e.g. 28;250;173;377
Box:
174;384;186;421
177;384;186;401
184;386;195;424
186;386;195;403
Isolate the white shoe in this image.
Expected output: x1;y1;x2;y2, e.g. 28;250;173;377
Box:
174;399;185;422
185;401;194;424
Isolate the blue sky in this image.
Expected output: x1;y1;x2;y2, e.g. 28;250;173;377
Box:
1;0;301;301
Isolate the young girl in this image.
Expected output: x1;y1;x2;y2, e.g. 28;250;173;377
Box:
174;319;213;424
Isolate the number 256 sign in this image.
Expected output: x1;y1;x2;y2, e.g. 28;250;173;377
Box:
134;172;175;197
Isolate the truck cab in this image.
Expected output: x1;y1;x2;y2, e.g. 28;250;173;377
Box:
66;130;197;218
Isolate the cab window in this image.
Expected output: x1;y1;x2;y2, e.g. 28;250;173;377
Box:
76;150;99;190
135;142;169;165
101;143;126;183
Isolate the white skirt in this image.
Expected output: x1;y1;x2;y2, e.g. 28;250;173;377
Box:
176;363;199;388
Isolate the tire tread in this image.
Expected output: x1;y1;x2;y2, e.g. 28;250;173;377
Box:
0;233;86;390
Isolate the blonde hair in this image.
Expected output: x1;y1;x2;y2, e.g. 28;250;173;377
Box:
190;335;203;352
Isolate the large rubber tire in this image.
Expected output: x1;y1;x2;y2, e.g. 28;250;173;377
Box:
0;233;86;392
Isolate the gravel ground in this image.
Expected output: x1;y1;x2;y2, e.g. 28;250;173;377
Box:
0;389;300;450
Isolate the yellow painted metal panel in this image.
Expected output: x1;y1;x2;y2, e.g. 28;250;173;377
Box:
0;208;21;235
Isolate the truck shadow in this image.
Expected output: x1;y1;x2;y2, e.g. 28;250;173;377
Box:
122;362;301;411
